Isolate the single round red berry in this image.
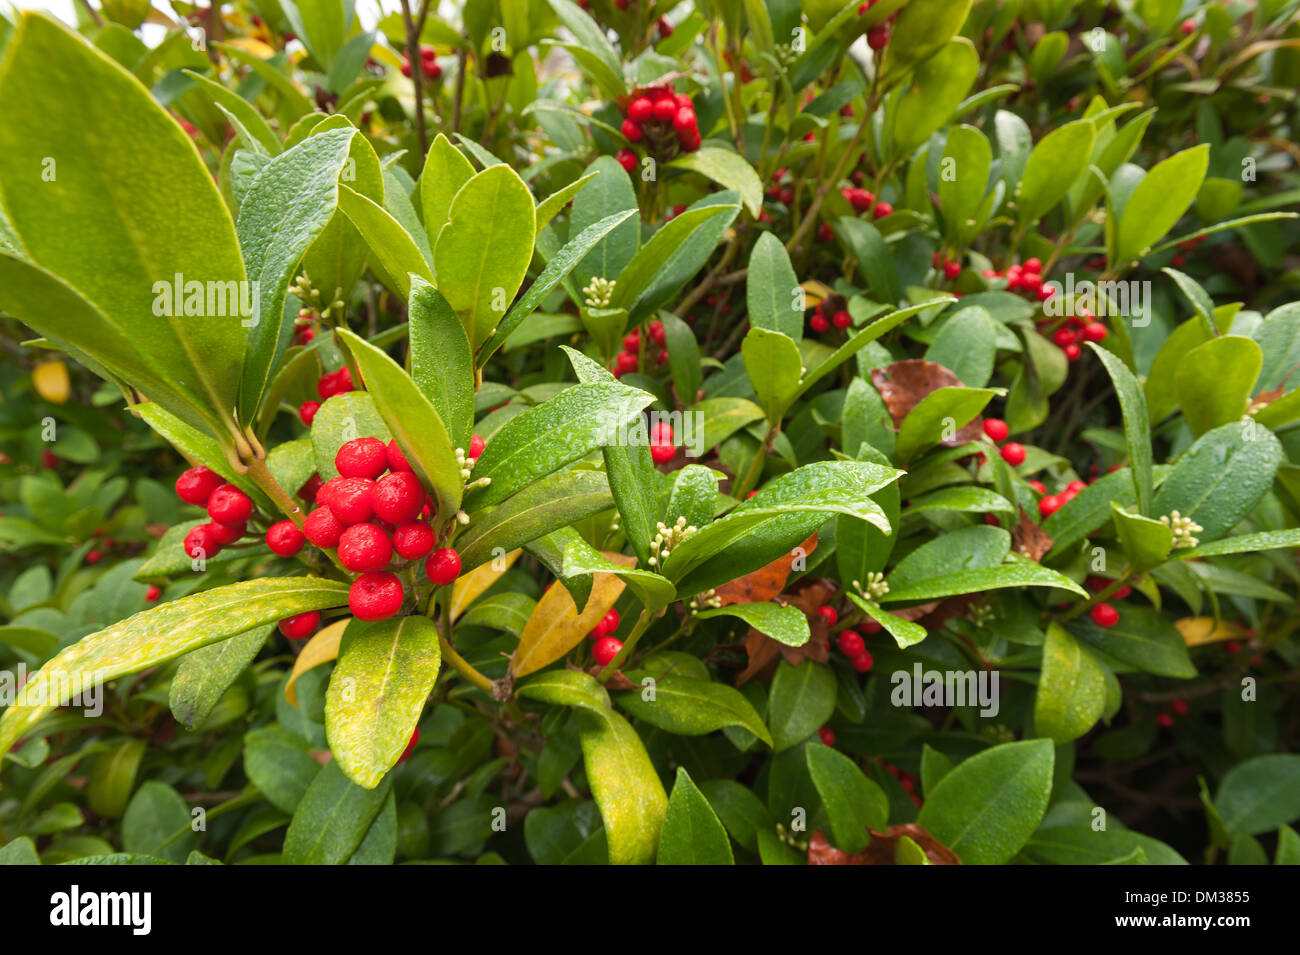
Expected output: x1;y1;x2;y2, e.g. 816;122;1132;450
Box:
183;524;220;559
1066;479;1087;494
468;434;486;459
336;437;389;479
175;466;223;506
810;314;829;334
372;471;425;525
1039;495;1062;517
832;310;851;329
1063;342;1082;362
86;549;103;564
1081;322;1107;343
207;521;245;545
1112;584;1131;600
983;418;1009;443
817;606;838;627
867;24;889;49
837;630;865;657
385;440;412;473
1157;712;1174;728
424;547;462;586
627;96;653;123
303;506;344;548
616;351;639;374
338;523;394;573
1170;698;1189;716
145;585;162;602
1028;480;1046;494
299;401;320;425
615;147;637;173
850;650;874;673
392;521;435;560
673;106;697;134
862;619;882;635
398;727;419;763
601;609;620;635
1090;603;1119;628
621;118;643;142
349;572;404;621
1000;443;1026;466
1224;640;1241;655
943;261;962;280
278;611;320;640
41;449;59;469
207;484;253;524
266;520;306;557
326;477;376;525
650;422;675;463
652;97;677;122
592;636;623;667
818;726;836;746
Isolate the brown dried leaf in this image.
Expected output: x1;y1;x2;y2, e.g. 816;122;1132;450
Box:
808;825;961;865
714;533;819;606
736;628;783;685
1012;507;1053;562
870;359;983;446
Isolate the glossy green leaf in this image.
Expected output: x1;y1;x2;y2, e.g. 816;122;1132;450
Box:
1174;336;1261;437
169;626;269;730
408;277;475;450
768;660;837;752
1034;624;1107;744
283;760;392;864
742;328;804;422
614;674;773;746
657;767;734;865
337;184;434;299
880;0;974;88
325;616;441;789
895;387;996;464
1215;755;1300;836
890;38;979;154
1115;145;1209;265
1016;120;1096;228
419;133;476;248
805;741;889;852
916;739;1053;864
669;146;762;217
1089;344;1154;515
747;232;803;340
1070;606;1196;678
696;602;810;648
577;706;667;865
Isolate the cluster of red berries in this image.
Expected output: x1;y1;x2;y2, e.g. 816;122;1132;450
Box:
982;257;1055;302
881;760;923;807
400;44;442;81
857;0;901;51
1156;698;1190;729
1040;306;1108;364
933;252;963;282
614;86;700;173
175;467;256;561
293;309;316;347
1170;232;1209;268
299;366;359;426
612;322;669;377
588;609;622;667
818;606;877;674
841;186;893;220
1036;477;1092;518
982;418;1027;468
287;436;475;623
808;301;852;336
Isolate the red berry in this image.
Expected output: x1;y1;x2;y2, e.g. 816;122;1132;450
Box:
1081;322;1108;343
818;726;836;746
316;367;351;400
621;118;643;142
183;524;220;559
392;521;435;560
207;521;245;545
1063;343;1081;362
627;96;653;122
837;630;865;657
648;321;666;347
983;418;1009;443
299;401;321;425
1090;603;1119;628
384;440;411;473
862;619;882;635
267;520;307;557
278;611;320;640
338;522;394;572
592;636;623;667
468;433;486;459
615;148;637;173
653;97;678;122
1000;443;1026;466
145;585;162;602
832;310;851;329
398;728;419;763
616;351;639;373
817;606;838;627
873;201;893;219
1112;584;1131;599
298;474;323;503
1028;480;1046;494
86;549;103;564
850;650;874;673
303;506;345;548
867;24;889;49
1170;698;1189;716
1039;495;1062;517
810;314;829;334
1066;479;1087;494
1053;328;1076;348
207;484;253;524
943;261;961;280
1224;640;1241;655
425;547;462;586
326;477;376;525
817;222;834;243
601;608;620;635
1157;712;1174;728
1023;258;1042;274
1180;18;1195;35
175;466;224;506
349;572;404;621
372;470;425;525
336;437;389;479
650;422;675;463
1085;575;1109;593
41;449;59;469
